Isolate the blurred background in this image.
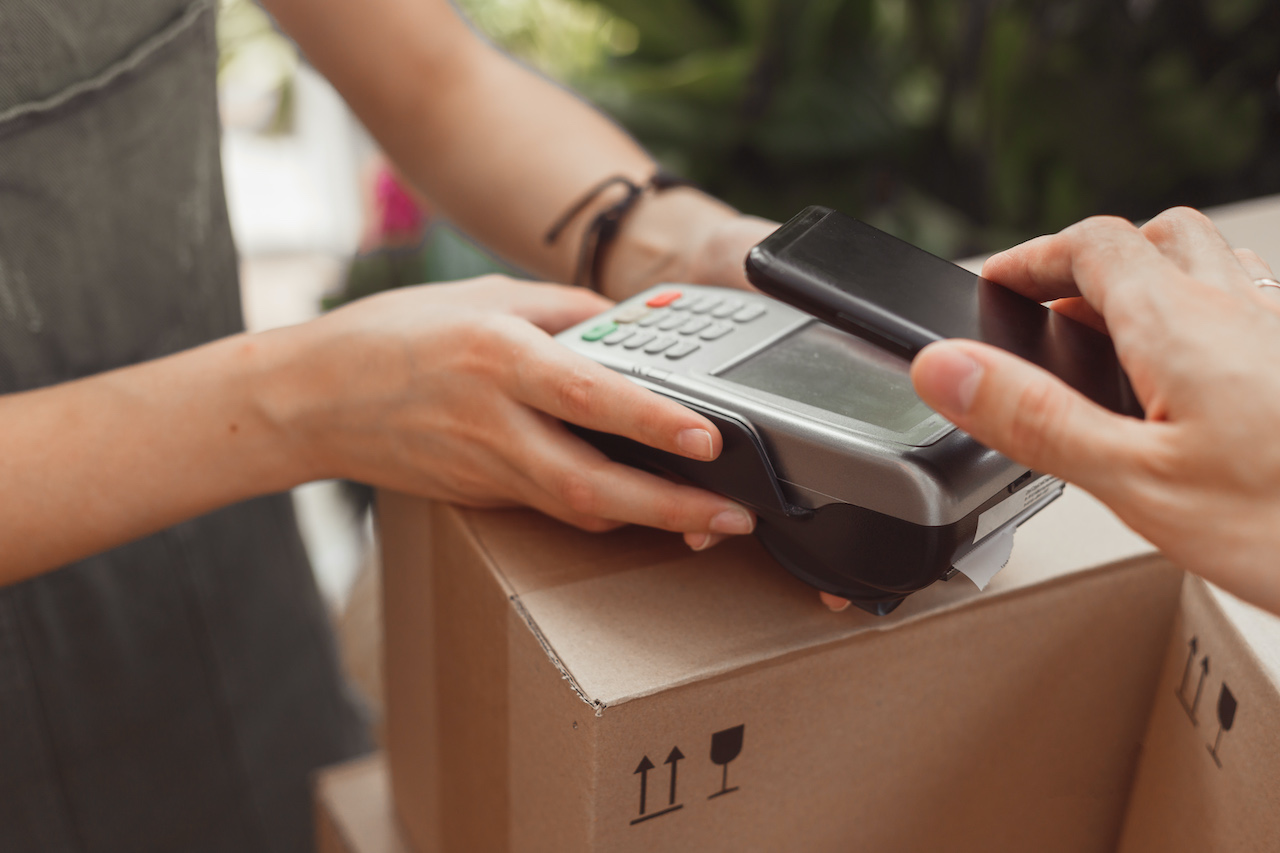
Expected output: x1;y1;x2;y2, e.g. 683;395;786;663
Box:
215;0;1280;612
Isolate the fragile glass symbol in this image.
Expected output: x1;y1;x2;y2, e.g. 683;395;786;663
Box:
708;725;744;799
1207;684;1237;769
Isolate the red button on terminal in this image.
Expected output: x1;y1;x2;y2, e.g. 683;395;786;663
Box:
645;290;682;308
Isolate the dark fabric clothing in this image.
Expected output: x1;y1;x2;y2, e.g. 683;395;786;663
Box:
0;2;373;851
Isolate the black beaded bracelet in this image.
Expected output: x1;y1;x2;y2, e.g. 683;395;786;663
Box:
544;170;694;292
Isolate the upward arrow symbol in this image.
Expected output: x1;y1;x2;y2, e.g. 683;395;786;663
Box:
1189;656;1210;724
1176;637;1198;701
664;746;685;806
634;756;655;816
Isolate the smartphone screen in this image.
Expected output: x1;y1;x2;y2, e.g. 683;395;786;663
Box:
746;207;1143;417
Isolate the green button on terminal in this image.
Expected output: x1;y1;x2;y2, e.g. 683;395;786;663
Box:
581;322;617;342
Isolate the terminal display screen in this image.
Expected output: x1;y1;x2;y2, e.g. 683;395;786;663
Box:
718;322;935;435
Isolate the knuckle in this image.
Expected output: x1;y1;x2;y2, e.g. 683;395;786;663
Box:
556;367;601;420
1077;214;1138;238
468;311;507;343
464;316;519;375
1163;205;1212;228
1071;216;1141;267
1143;206;1214;245
554;469;599;517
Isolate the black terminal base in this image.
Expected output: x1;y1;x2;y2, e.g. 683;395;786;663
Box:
752;504;969;616
569;399;1004;615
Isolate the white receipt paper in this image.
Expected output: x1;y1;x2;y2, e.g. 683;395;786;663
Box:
953;528;1016;591
954;475;1064;591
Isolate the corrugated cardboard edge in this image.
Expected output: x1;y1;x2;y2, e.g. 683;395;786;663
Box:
455;504;1172;713
441;504;610;718
508;594;607;717
445;510;610;716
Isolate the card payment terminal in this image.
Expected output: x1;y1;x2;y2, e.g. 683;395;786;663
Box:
556;284;1063;614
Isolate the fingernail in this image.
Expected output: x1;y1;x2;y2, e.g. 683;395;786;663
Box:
820;592;852;612
926;348;983;415
688;532;729;552
709;507;754;535
676;428;714;460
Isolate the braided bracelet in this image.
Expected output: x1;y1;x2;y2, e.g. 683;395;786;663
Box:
544;171;694;292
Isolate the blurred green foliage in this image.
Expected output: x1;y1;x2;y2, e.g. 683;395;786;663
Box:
464;0;1280;256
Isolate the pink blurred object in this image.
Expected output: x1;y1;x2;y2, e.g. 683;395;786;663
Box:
373;166;427;245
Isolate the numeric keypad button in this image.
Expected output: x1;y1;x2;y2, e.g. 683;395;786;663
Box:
645;290;682;308
711;299;744;319
623;332;656;350
602;327;634;346
699;322;734;341
580;322;615;342
665;341;701;360
612;304;650;324
677;316;711;335
643;335;678;354
691;295;723;314
658;313;688;331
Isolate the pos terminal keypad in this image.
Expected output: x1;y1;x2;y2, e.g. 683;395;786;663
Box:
577;288;768;361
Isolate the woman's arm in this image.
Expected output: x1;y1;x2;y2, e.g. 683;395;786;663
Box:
261;0;775;301
0;278;755;584
0;324;307;581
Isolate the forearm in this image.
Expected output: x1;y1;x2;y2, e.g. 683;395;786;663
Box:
266;0;742;299
0;331;313;583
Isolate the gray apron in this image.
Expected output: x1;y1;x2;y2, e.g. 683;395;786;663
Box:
0;2;372;851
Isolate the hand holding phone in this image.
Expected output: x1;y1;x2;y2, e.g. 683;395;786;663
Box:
911;208;1280;616
745;206;1142;417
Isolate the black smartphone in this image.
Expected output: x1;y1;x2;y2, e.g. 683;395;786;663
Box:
745;206;1143;417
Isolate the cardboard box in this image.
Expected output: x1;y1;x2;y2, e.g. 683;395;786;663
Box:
379;195;1280;852
315;754;410;853
379;486;1280;852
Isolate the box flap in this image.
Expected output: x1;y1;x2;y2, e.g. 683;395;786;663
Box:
1204;585;1280;689
1117;576;1280;851
459;485;1156;709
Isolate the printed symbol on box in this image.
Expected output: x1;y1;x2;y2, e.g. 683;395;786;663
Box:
630;747;685;825
1206;684;1237;769
708;725;744;800
1175;636;1208;725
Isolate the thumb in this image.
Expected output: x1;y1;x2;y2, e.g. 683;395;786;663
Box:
910;340;1142;494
